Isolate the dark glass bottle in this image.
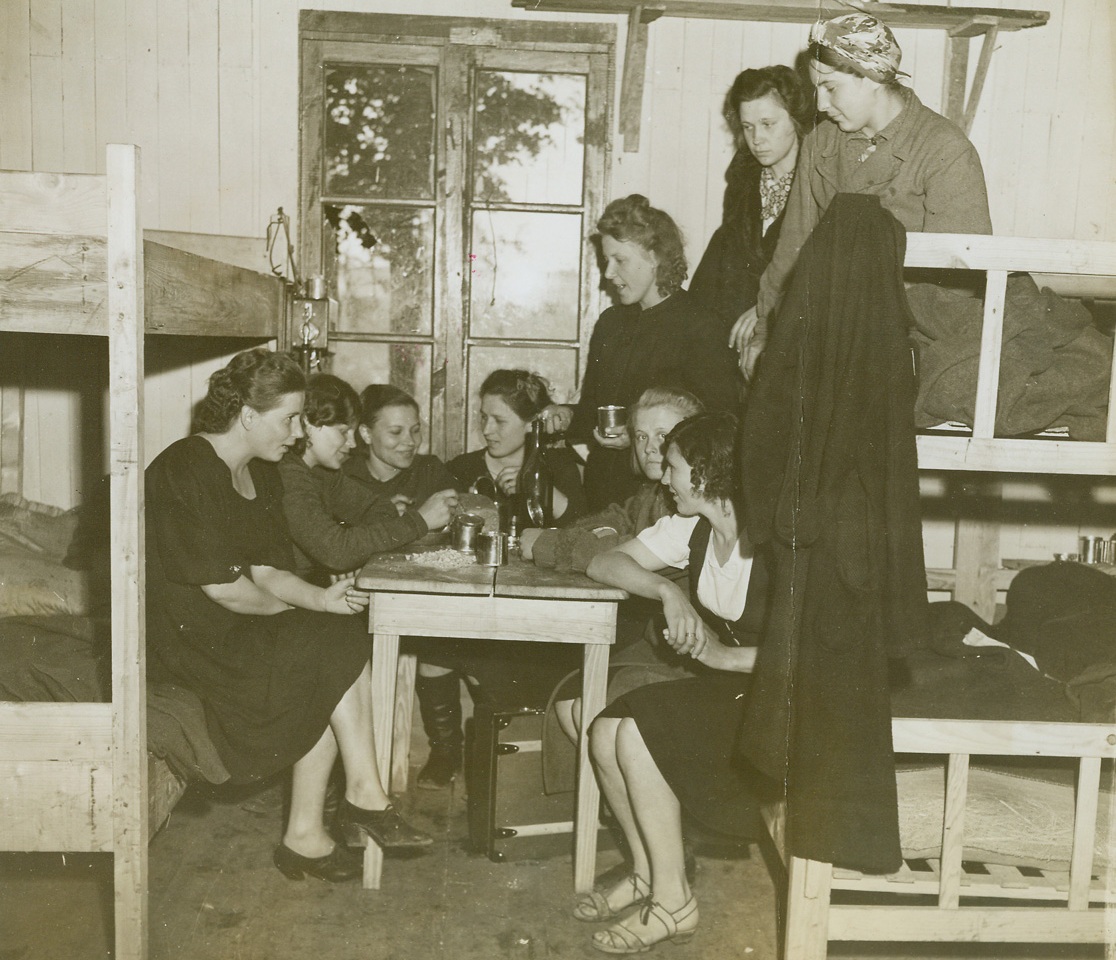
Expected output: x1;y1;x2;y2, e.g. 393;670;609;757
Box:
517;417;553;527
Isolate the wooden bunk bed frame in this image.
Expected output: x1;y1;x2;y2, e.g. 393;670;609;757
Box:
0;145;285;960
767;232;1116;958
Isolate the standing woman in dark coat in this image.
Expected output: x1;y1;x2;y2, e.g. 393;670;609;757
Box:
145;349;431;885
542;196;739;511
688;65;814;338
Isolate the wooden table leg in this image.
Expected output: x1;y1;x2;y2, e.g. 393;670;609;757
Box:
363;628;400;890
391;653;417;795
574;641;609;893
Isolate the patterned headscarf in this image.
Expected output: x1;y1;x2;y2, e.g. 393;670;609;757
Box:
809;14;906;84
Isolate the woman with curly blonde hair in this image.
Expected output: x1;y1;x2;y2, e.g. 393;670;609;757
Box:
542;195;738;511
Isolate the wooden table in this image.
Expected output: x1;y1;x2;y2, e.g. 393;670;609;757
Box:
355;545;627;891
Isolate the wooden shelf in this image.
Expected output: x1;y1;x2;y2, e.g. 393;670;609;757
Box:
510;0;1049;32
512;0;1050;148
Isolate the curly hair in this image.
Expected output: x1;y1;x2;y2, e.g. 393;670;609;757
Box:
662;411;739;505
193;348;305;434
724;65;815;147
594;195;687;297
479;369;554;422
291;373;361;456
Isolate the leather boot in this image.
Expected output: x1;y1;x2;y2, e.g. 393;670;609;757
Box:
415;672;464;789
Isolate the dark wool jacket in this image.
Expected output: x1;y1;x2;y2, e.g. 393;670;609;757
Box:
341;453;457;507
278;453;428;579
738;194;930;874
689;148;785;336
570;289;739;510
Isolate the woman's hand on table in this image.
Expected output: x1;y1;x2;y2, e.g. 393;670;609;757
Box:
518;527;543;560
321;576;369;615
417;489;458;531
538;403;573;434
592;426;630;450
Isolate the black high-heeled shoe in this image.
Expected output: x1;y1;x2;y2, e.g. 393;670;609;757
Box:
337;800;434;849
273;842;362;882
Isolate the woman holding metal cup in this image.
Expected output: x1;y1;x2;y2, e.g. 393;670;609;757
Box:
540;195;739;512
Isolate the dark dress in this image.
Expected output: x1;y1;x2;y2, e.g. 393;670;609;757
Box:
146;435;370;783
688;148;785;336
600;518;771;838
446;447;586;527
568;290;738;510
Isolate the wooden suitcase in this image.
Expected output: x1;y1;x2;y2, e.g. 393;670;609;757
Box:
466;703;596;862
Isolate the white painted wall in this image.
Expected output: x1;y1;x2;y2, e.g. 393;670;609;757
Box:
1;0;1114;517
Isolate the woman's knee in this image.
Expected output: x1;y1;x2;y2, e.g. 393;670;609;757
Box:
588;714;620;761
555;697;580;742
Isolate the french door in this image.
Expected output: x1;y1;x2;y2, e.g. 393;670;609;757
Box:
299;13;613;458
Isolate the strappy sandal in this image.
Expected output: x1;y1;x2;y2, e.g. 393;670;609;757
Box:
573;873;651;922
591;896;699;954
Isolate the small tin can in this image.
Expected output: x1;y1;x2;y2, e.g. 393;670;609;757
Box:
450;513;485;552
1081;535;1104;563
1095;538;1115;564
476;531;509;566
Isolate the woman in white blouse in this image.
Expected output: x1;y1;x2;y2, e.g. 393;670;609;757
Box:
581;412;770;954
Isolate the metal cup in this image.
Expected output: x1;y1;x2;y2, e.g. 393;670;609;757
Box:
475;531;508;566
1095;538;1115;564
1081;535;1104;564
450;513;485;552
305;275;327;300
597;405;627;437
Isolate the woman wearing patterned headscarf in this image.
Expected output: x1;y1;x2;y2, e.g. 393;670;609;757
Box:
731;13;993;379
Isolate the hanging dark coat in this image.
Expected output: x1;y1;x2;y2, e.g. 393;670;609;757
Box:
737;193;930;873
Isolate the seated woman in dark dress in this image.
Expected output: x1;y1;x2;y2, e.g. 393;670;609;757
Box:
278;374;458;582
538;196;738;510
146;349;431;885
448;369;585;527
580;413;770;953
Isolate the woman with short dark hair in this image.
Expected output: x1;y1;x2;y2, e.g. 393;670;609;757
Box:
147;349;431;884
278;373;457;581
579;412;771;952
689;64;814;339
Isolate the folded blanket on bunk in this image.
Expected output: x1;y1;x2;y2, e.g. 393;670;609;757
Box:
0;615;230;784
909;273;1112;440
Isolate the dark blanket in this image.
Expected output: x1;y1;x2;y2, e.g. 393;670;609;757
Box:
740;194;929;874
0;614;229;784
910;274;1111;439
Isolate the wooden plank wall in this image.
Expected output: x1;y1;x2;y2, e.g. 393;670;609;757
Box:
0;0;1113;509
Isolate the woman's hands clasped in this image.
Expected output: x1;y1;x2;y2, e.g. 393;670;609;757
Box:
321;576;370;615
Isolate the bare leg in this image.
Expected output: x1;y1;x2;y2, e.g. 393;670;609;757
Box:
592;717;698;950
330;660;392;810
284;726;339;858
556;696;580;744
615;717;691;912
588;716;650;909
